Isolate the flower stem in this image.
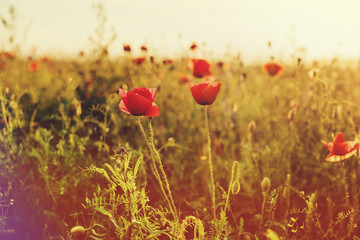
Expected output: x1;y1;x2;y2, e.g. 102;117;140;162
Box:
340;162;350;208
204;106;217;227
137;117;177;221
224;161;238;213
259;189;269;230
147;118;178;222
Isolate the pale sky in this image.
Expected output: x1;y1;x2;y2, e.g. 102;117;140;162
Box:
1;0;360;63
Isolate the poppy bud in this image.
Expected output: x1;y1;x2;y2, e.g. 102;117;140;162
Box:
123;44;131;52
282;186;290;199
71;226;86;237
190;42;197;50
261;177;271;192
248;121;256;133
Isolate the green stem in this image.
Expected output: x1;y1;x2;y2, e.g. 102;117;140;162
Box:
340;162;350;208
224;165;235;213
204;106;217;226
147;118;178;222
259;189;269;230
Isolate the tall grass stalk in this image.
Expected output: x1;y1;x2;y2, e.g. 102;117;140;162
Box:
136;117;178;224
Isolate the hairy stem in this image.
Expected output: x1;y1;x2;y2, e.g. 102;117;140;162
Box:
147;118;178;222
137;117;176;221
204;106;217;226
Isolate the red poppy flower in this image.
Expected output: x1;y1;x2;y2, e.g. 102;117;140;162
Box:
189;81;221;105
162;59;173;65
123;44;131;52
132;57;146;65
188;59;212;78
28;61;40;73
322;132;359;162
40;57;49;63
141;45;148;51
119;87;160;117
262;62;285;77
5;52;15;59
190;42;198;50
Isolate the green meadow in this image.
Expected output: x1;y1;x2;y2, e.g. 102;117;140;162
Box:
2;5;360;240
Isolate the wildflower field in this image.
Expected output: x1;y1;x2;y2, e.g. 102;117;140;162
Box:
3;6;360;240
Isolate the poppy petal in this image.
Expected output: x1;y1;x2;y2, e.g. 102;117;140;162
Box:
202;82;221;105
132;87;157;101
322;141;333;152
123;92;153;116
144;103;160;117
344;141;359;154
119;100;131;115
325;153;343;162
189;82;209;105
119;88;127;98
334;132;345;143
193;59;211;78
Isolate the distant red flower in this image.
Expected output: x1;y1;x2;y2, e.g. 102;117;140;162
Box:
119;87;160;117
189;81;221;105
4;52;15;59
132;57;146;65
322;132;359;162
217;61;225;69
188;59;212;78
190;42;198;51
40;57;49;63
78;51;85;57
263;62;284;77
162;59;173;65
178;73;191;84
123;44;131;52
141;45;148;52
28;61;40;73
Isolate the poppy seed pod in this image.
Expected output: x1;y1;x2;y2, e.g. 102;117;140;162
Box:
261;177;271;192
